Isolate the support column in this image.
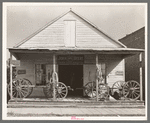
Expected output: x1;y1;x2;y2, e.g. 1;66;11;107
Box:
53;54;56;100
96;54;99;102
139;53;143;101
10;53;13;99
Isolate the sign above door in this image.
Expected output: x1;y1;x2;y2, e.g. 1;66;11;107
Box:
57;55;84;65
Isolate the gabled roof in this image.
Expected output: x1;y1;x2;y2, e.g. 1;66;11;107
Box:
13;9;127;49
70;10;127;48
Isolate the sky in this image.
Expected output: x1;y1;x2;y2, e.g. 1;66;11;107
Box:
5;3;146;58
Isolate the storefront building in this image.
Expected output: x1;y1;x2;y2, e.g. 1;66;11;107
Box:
8;10;144;101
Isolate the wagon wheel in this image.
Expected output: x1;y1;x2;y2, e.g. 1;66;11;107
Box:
43;82;68;99
111;81;125;99
123;80;140;100
43;82;53;98
84;82;96;98
8;78;30;98
98;83;109;100
55;82;68;99
23;79;33;97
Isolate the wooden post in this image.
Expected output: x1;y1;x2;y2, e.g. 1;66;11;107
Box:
104;64;107;84
96;54;99;102
10;53;13;99
139;53;143;101
53;54;56;100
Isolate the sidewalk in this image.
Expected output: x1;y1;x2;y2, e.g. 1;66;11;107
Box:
7;107;145;117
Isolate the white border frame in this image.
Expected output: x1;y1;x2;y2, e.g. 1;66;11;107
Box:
2;2;147;120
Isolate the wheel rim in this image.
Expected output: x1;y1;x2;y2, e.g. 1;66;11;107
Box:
8;78;30;98
23;79;33;98
55;82;68;99
111;81;125;98
84;82;96;98
123;80;140;100
43;82;68;99
43;83;53;98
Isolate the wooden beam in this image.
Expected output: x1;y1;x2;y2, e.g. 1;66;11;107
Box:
139;53;143;101
10;53;13;99
11;52;20;60
104;63;107;84
96;54;99;102
53;54;56;100
9;49;143;55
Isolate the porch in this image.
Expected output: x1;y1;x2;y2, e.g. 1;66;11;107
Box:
8;48;144;102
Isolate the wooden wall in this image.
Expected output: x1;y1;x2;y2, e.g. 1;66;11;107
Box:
16;53;124;88
16;53;54;85
83;55;124;87
19;12;122;48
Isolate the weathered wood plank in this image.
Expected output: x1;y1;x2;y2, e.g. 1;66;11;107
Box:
19;11;121;48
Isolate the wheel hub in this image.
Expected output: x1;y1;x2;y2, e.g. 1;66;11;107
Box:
57;88;62;94
16;86;21;91
129;87;135;91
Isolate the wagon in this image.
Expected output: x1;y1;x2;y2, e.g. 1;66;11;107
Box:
8;73;140;100
84;80;140;100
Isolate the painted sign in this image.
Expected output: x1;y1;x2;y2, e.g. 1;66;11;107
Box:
10;60;20;66
115;71;123;76
17;70;26;74
57;55;84;65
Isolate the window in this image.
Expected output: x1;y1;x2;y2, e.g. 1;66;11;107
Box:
64;21;76;47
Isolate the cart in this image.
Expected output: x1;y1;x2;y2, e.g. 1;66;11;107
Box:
7;72;68;99
84;80;140;100
7;67;140;101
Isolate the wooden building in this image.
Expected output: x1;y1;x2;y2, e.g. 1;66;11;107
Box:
8;10;144;101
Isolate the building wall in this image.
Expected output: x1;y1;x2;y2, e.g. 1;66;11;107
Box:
16;54;124;89
19;12;122;48
119;27;145;100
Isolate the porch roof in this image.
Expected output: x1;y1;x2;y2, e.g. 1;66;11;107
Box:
8;47;144;61
9;47;144;54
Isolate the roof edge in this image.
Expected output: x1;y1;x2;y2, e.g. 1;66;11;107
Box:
8;47;144;52
70;10;127;48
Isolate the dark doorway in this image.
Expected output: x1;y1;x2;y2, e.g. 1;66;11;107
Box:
59;65;83;97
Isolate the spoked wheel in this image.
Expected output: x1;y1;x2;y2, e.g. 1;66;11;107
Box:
123;80;140;100
8;78;31;98
55;82;68;99
43;82;53;98
43;82;68;99
84;82;96;98
111;81;125;99
98;83;109;100
23;79;33;98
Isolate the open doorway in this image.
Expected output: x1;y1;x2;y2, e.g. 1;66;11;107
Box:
59;65;83;97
